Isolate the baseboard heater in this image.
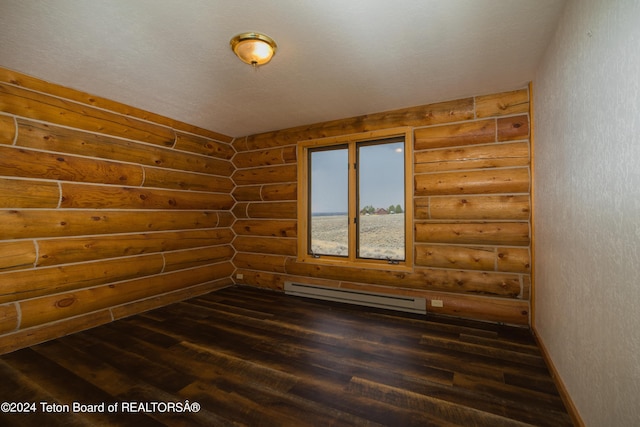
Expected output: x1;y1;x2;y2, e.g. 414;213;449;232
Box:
284;282;426;315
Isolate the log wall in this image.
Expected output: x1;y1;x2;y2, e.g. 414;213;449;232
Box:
0;66;532;354
0;68;235;354
232;88;532;325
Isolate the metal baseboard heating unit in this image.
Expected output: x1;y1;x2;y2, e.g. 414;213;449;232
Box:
284;282;426;315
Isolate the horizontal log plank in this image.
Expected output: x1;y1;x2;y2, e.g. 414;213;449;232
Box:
415;244;530;274
143;167;234;192
0;241;36;272
475;89;529;118
232;253;288;273
232;147;290;168
497;115;529;142
36;229;234;267
233;185;262;201
0;177;60;208
417;195;531;220
415;244;495;271
59;183;234;210
0;145;144;186
233;219;297;237
415;168;530;196
413;268;522;297
414;141;529;173
174;131;234;159
0;68;232;143
0;303;18;334
233;236;297;256
262;183;297;201
217;212;235;227
0;254;165;304
426;293;529;325
232;202;249;218
0;309;114;355
0;114;15;144
110;277;232;320
18;262;234;329
414;119;496;150
16;120;234;176
497;248;531;273
312;268;518;300
247;201;297;219
232;184;297;202
163;245;235;272
282;145;297;162
414;197;430;219
0;83;176;147
0;210;220;240
232;269;287;290
284;259;521;297
415;222;530;246
237;97;475;151
232;164;297;185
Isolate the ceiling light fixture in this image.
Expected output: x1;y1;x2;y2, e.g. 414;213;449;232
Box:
230;32;277;67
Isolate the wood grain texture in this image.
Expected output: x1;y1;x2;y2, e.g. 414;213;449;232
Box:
16;119;233;177
163;246;234;272
0;286;571;426
415;168;530;196
232;164;297;185
475;89;530;118
414;141;530;173
0;114;15;144
414;119;496;150
233;253;288;273
261;182;297;201
0;254;166;303
18;263;234;329
498;115;530;141
0;178;60;208
0;303;18;334
59;183;234;210
417;195;531;220
233;235;297;256
174;131;235;159
233;219;297;237
415;222;530;246
0;210;221;240
36;229;234;267
142;167;234;192
0;67;236;350
0;145;144;186
415;244;496;271
0;241;36;272
0;83;176;147
284;259;523;300
0;68;232;143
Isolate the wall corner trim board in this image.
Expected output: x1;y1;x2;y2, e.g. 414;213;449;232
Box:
0;66;532;353
532;327;585;427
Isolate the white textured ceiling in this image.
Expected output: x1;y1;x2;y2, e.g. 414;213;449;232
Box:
0;0;565;137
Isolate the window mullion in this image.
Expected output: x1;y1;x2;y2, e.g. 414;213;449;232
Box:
348;142;358;262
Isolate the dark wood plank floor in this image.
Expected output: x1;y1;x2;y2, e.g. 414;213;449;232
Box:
0;286;572;426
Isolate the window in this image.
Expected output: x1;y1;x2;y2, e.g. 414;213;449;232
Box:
297;128;413;269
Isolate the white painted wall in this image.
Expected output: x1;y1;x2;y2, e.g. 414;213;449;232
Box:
534;0;640;425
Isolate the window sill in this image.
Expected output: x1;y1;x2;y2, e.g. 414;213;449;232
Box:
296;255;413;273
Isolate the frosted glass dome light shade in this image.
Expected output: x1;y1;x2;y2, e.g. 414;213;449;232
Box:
230;32;277;66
